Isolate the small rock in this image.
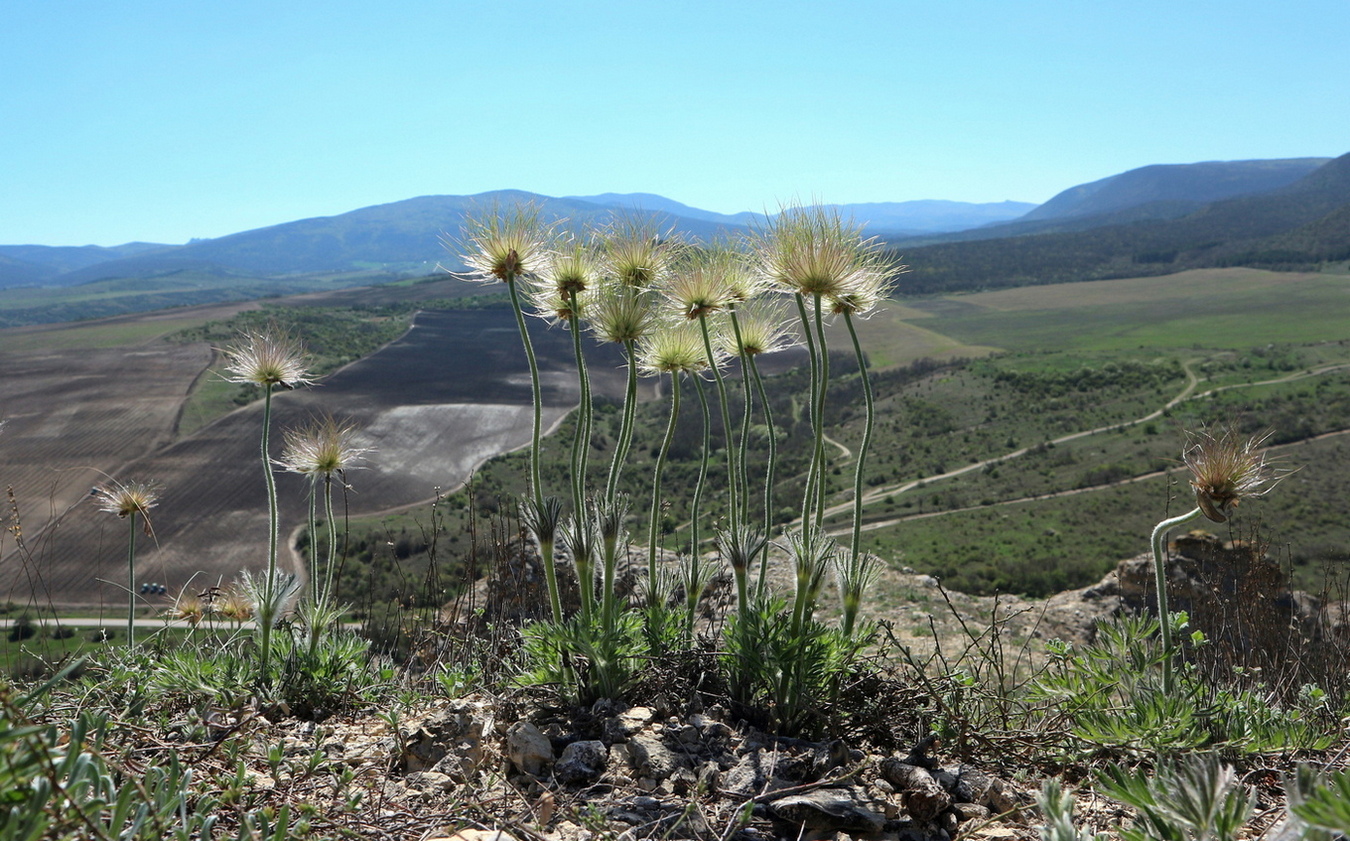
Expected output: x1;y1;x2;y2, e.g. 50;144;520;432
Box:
603;706;655;743
628;732;686;778
768;788;886;835
506;721;553;777
702;722;732;741
880;759;952;823
434;831;521;841
406;770;454;792
953;802;992;822
556;740;609;785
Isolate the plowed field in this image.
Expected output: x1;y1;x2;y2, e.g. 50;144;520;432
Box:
2;308;631;607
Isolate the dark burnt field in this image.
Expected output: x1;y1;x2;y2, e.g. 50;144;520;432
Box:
1;308;636;608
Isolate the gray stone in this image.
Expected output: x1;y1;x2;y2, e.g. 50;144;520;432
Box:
405;770;454;792
602;706;655;743
628;732;686;779
953;802;992;823
880;758;952;823
768;788;886;835
505;721;553;777
400;701;491;781
556;740;609;785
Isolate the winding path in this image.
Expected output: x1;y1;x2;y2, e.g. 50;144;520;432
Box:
816;359;1350;531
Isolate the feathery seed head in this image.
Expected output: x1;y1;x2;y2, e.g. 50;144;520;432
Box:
588;282;657;344
828;260;903;317
527;281;591;323
755;204;896;301
720;300;799;357
277;416;370;479
601;216;682;288
455;203;554;283
1182;425;1286;523
546;239;600;296
222;328;313;389
216;587;255;622
663;247;741;320
93;479;160;519
637;321;714;376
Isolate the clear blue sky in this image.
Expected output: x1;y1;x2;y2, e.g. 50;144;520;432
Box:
4;1;1347;246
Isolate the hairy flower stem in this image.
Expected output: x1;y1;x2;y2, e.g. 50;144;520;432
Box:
322;475;337;602
259;384;279;680
698;316;739;535
126;512;137;648
604;340;640;504
794;294;822;526
510;277;565;624
647;374;682;602
812;295;830;529
689;375;713;617
729;310;754;525
843;312;874;563
567;291;593;517
1151;505;1203;692
306;486;319;602
748;357;778;592
507;277;544;508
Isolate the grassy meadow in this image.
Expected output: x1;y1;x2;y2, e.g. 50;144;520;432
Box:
315;267;1350;610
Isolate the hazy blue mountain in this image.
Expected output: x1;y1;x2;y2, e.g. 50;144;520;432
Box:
1022;158;1330;222
0;242;172;288
43;191;755;287
569;193;1035;235
565;192;764;226
894;157;1335;247
2;158;1337;290
896;152;1350;293
822;199;1036;234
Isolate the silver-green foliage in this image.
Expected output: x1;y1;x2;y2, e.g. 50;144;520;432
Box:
1034;615;1334;758
1098;756;1254;841
0;665;297;841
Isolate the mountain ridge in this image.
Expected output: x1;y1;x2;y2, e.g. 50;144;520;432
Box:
2;154;1343;292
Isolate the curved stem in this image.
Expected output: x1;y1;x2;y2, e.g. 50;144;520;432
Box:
748;356;777;592
794;294;821;526
259;384;278;680
844;312;874;563
730;309;753;525
690;374;712;587
126;512;137;649
647;373;681;602
307;482;319;603
812;294;830;530
507;277;544;507
567;292;592;517
699;316;738;535
322;474;337;604
605;340;640;504
1150;505;1203;692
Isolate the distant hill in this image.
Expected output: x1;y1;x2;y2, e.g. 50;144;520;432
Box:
1022;158;1330;222
2;156;1343;296
1;191;1033;290
0;242;171;286
565;194;1035;235
8;191;750;289
896;153;1350;293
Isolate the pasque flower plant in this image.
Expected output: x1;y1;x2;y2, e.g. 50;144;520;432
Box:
1151;425;1286;690
222;326;313;680
92;479;160;648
